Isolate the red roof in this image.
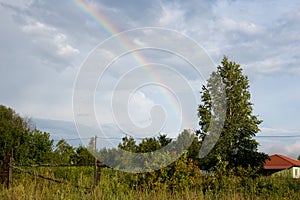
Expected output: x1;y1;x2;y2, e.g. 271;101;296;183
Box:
264;154;300;170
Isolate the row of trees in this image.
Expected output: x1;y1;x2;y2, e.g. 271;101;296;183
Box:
0;105;94;165
1;57;275;173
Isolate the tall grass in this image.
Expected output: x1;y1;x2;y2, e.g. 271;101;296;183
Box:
1;167;300;200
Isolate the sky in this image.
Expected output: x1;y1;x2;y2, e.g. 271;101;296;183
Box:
0;0;300;158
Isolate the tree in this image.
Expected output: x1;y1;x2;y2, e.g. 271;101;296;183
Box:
118;136;137;152
0;105;53;164
298;155;300;161
197;56;268;171
53;139;74;164
17;129;53;164
187;137;201;162
71;146;94;165
137;138;161;153
157;134;172;147
118;134;172;153
0;105;29;160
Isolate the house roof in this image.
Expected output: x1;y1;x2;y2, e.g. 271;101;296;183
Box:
264;154;300;170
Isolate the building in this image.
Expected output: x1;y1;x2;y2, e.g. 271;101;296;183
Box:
264;154;300;178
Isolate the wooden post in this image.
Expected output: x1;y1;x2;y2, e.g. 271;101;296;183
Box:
7;149;13;189
95;160;102;186
2;150;13;189
0;153;5;184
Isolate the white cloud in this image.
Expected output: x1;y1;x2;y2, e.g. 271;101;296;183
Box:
22;21;54;34
260;127;300;136
22;21;79;60
257;127;300;159
54;33;80;57
259;140;300;159
281;141;300;158
0;0;34;9
158;2;186;32
128;91;155;128
220;18;264;35
133;38;145;46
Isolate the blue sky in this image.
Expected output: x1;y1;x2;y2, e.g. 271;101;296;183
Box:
0;0;300;158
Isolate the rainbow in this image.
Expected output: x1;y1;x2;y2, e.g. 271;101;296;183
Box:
69;0;187;133
70;0;148;65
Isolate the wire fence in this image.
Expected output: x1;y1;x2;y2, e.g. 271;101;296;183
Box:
2;134;300;189
12;165;93;190
0;136;111;190
0;149;104;190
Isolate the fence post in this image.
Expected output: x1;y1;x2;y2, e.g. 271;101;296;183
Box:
0;153;4;184
2;149;13;189
95;160;102;186
7;149;13;189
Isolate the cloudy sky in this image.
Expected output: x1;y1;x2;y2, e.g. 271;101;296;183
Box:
1;0;300;158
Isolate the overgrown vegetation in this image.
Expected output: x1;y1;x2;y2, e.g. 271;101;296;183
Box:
1;167;300;200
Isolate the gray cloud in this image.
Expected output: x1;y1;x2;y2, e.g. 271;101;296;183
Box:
257;127;300;159
0;0;300;156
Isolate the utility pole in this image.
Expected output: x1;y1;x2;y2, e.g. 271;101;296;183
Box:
94;135;97;186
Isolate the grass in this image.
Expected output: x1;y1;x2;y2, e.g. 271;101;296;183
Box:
1;167;300;200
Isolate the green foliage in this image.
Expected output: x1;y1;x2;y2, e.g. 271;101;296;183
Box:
118;136;137;152
0;105;29;160
174;130;200;162
112;151;201;191
0;105;53;164
157;134;172;147
137;138;161;153
17;130;53;164
118;133;172;154
100;131;201;191
53;139;75;164
197;56;268;171
0;105;93;166
153;152;201;191
187;137;201;161
52;140;93;165
100;131;200;171
70;146;94;165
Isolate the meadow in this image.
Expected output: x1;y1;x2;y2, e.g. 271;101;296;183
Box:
1;167;300;200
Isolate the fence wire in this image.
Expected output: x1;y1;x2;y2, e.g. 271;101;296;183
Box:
12;165;93;190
